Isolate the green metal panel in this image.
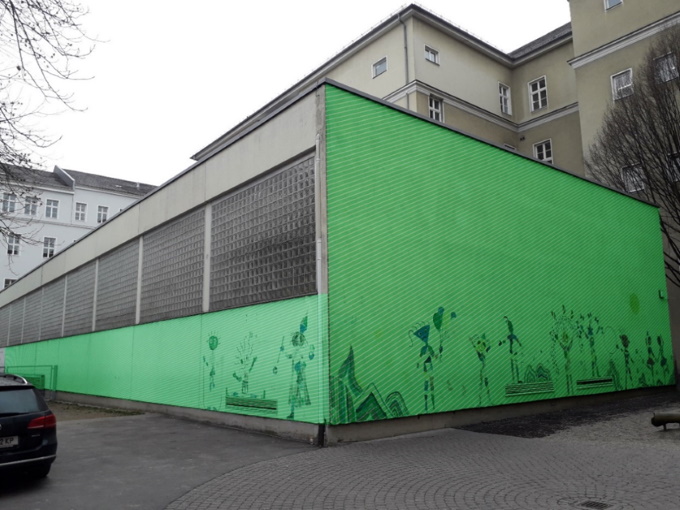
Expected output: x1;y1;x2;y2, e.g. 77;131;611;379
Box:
325;85;673;425
5;295;328;424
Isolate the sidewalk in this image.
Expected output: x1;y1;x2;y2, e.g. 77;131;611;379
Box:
167;391;680;510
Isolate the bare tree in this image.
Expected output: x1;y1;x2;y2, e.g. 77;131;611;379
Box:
586;26;680;287
0;0;92;236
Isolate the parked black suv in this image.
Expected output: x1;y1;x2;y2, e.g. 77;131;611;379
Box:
0;374;57;478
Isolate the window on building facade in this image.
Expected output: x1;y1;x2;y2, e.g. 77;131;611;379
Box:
424;46;439;64
528;77;547;111
7;234;20;255
621;165;644;192
3;279;16;289
372;57;387;78
43;237;56;258
45;199;59;218
24;197;39;216
655;53;679;83
97;205;108;223
75;202;87;221
605;0;622;9
499;83;512;114
2;193;16;213
428;96;443;122
533;139;553;164
611;69;633;100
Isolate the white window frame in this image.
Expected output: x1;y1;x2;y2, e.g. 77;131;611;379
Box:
611;69;633;100
372;57;387;78
45;199;59;219
424;45;439;65
533;139;553;164
2;193;16;213
75;202;87;222
24;197;39;216
428;96;443;122
654;53;679;83
605;0;622;10
528;76;548;112
621;165;644;192
97;205;109;224
43;237;56;258
499;83;512;115
3;279;16;289
7;234;20;256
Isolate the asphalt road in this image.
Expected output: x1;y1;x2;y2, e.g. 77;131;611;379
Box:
0;412;313;509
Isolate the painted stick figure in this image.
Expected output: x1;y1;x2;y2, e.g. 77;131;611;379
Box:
469;334;492;406
233;333;257;395
500;316;522;384
285;316;314;419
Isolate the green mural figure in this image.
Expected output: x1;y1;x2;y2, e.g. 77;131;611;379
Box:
550;307;576;394
618;334;633;389
469;334;492;406
202;334;220;410
500;316;522;383
645;332;656;384
657;335;671;384
409;308;455;413
577;313;603;378
284;316;313;420
233;333;257;396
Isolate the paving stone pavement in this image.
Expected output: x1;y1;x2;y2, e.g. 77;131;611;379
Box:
167;395;680;510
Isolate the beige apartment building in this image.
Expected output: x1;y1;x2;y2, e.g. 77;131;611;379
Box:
195;1;680;355
197;1;677;180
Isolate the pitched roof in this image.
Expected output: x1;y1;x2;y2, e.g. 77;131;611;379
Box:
62;169;156;196
509;23;573;59
1;165;71;190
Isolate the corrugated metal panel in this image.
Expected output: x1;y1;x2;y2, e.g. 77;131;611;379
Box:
96;241;139;331
63;262;96;337
40;279;65;341
210;157;316;311
140;209;204;323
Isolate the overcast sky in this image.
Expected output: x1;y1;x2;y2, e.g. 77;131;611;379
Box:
35;1;571;186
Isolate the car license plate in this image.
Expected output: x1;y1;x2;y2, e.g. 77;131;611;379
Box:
0;436;18;448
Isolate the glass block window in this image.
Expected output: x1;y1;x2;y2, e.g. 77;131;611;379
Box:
63;262;96;337
140;209;205;323
0;306;9;347
8;298;24;346
210;156;316;312
96;241;139;331
40;278;66;340
22;290;42;343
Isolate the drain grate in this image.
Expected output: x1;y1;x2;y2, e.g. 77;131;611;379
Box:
579;501;612;510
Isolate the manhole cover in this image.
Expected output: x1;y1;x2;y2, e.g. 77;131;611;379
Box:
579;501;612;510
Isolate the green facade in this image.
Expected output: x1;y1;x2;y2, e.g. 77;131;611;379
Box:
324;85;673;425
3;84;673;429
6;295;328;424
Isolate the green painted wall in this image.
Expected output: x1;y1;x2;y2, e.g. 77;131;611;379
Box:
325;85;673;425
6;295;328;424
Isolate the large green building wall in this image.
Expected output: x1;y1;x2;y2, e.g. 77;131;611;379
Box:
325;85;673;425
6;295;328;424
